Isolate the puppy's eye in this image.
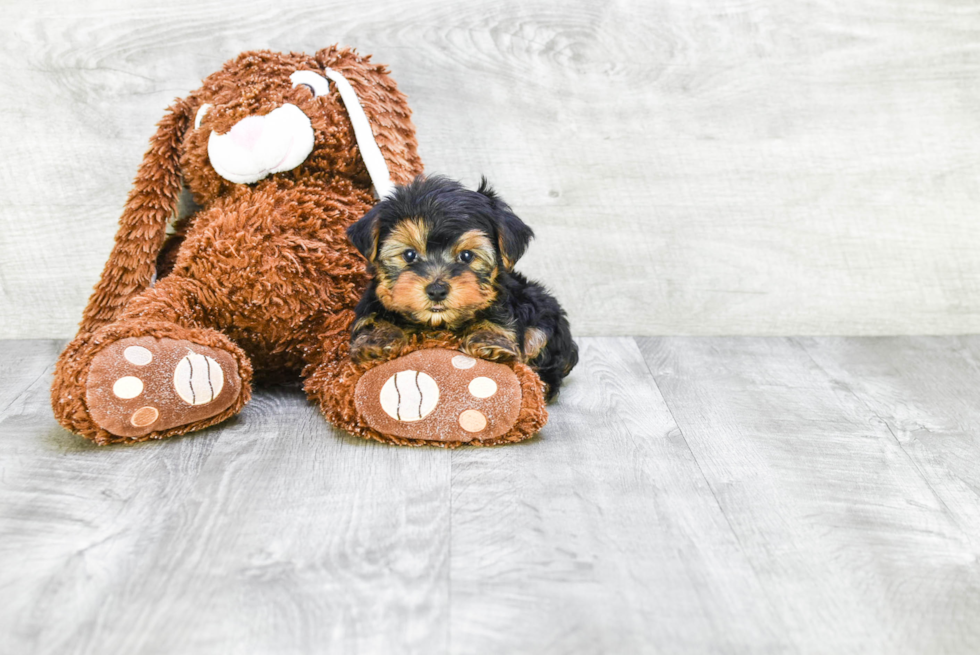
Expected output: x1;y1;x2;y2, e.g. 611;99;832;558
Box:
458;250;474;264
403;249;418;263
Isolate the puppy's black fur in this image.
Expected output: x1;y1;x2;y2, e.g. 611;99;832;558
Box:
347;175;577;401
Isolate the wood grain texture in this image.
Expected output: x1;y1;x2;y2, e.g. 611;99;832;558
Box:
448;337;786;653
3;0;980;338
638;336;980;654
7;336;980;653
798;336;980;565
0;340;452;655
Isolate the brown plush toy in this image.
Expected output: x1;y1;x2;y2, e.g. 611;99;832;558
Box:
51;47;548;447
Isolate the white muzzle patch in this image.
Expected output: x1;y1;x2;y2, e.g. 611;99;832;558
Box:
207;103;314;184
201;68;393;196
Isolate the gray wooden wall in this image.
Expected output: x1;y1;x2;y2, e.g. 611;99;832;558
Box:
3;0;979;338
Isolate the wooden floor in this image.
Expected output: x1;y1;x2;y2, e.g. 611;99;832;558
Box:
2;336;979;654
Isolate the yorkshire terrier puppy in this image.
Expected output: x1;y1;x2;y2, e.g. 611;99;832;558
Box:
346;176;577;401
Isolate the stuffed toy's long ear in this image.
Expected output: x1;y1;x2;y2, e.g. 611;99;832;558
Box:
315;47;424;187
78;98;193;334
477;177;534;271
347;205;382;262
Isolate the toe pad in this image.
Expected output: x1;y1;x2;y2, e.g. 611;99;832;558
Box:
87;337;241;438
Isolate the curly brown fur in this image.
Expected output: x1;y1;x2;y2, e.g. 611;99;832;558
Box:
52;48;554;447
347;176;578;401
52;47;423;442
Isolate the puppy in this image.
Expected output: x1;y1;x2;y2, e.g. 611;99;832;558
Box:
346;175;577;401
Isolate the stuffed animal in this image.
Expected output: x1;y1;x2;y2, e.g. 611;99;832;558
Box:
50;47;548;447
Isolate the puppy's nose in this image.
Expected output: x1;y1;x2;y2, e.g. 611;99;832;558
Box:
425;280;450;302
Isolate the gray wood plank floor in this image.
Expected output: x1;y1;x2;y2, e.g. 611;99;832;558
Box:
2;337;979;654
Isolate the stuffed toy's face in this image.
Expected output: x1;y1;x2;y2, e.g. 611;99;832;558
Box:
179;51;372;201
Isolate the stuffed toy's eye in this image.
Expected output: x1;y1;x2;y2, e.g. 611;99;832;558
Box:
403;249;418;263
289;70;331;98
458;250;474;264
194;103;212;129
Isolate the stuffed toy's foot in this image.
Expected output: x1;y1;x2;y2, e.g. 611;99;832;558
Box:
354;348;524;444
306;335;548;448
85;336;243;438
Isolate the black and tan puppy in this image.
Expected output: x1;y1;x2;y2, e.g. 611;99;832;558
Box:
346;176;577;400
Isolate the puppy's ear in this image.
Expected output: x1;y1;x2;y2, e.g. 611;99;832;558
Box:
347;205;382;261
478;177;534;270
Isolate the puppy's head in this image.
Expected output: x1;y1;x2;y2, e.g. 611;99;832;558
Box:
347;176;534;328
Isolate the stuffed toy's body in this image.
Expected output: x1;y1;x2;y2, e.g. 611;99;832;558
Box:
51;47;548;447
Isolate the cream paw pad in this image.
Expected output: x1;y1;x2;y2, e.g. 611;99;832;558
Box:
355;349;522;443
86;336;242;438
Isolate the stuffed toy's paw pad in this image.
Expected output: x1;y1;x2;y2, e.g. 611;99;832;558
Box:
355;349;522;443
86;337;242;438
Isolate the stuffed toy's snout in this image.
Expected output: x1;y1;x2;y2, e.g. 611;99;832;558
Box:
205;103;315;184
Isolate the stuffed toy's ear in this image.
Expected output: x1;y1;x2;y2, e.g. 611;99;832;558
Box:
79;98;193;334
477;177;534;270
314;47;423;186
347;205;382;262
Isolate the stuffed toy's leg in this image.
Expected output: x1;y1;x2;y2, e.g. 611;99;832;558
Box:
52;276;252;444
303;333;548;448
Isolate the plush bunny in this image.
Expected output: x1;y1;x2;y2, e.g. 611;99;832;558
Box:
51;47;548;447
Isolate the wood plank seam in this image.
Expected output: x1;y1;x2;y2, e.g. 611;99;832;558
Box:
793;337;964;527
630;336;791;634
0;364;53;420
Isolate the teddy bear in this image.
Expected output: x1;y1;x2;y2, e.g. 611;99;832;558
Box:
50;46;548;447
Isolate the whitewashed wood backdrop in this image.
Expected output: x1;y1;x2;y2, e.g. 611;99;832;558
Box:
2;0;979;338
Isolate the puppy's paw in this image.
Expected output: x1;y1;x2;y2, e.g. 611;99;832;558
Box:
462;331;521;363
350;324;409;364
